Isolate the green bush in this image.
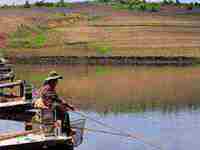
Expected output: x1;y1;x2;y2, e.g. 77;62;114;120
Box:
148;3;160;12
24;0;31;8
97;0;113;3
0;5;9;8
34;1;54;7
55;0;72;7
34;0;72;8
9;34;47;48
111;0;160;12
186;2;194;10
129;2;160;12
32;34;46;47
112;3;130;10
89;43;112;55
8;24;47;49
162;0;175;5
139;3;147;11
194;2;200;8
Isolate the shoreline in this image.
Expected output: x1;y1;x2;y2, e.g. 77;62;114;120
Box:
9;56;200;66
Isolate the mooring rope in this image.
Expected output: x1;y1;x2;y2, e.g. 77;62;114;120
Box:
72;111;164;150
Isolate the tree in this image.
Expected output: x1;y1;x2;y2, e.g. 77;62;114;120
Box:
24;1;31;8
60;0;65;7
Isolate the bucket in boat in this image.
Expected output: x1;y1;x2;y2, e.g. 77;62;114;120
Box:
71;119;86;147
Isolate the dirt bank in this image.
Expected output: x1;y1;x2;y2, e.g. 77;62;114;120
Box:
1;3;200;58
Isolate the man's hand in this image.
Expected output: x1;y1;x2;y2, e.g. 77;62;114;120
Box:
68;104;76;111
63;103;76;111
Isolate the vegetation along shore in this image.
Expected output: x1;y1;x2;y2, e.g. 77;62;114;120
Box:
0;0;200;65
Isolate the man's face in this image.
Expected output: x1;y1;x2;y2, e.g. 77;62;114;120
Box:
49;79;58;89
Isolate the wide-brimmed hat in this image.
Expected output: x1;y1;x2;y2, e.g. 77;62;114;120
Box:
44;71;63;82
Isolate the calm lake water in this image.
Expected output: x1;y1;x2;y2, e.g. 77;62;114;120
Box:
1;65;200;150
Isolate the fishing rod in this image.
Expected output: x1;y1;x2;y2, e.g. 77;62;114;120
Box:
73;126;142;138
71;111;164;150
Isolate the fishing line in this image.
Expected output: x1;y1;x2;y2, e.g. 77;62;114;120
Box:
71;111;164;150
74;126;160;149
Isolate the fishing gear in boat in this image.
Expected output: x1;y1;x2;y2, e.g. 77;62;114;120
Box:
0;110;86;150
72;111;164;150
0;80;33;114
0;58;15;82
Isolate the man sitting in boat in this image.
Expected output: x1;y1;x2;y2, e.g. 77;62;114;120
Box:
34;71;76;136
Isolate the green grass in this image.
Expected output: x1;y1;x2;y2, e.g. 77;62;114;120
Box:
111;3;130;10
29;74;46;82
33;34;47;47
88;42;112;55
8;24;47;49
95;66;111;76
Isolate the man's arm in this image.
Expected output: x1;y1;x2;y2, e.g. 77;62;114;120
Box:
64;103;75;111
60;97;75;111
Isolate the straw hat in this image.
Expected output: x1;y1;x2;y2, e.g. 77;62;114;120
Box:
44;71;63;82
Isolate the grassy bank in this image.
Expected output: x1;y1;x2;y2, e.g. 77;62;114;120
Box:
0;2;200;58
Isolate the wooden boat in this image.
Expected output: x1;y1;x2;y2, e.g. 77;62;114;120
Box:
0;110;85;150
0;80;33;113
0;60;14;82
0;131;74;150
0;111;34;122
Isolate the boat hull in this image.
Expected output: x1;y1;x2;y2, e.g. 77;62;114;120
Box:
0;101;32;113
0;137;74;150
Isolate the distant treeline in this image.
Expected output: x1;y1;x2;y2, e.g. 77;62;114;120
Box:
97;0;200;12
0;0;72;8
0;0;200;11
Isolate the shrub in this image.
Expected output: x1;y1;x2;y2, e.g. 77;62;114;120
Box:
112;3;130;10
139;3;147;11
55;0;72;8
56;0;65;7
32;34;46;47
1;5;9;8
90;43;112;55
97;0;112;3
34;1;55;7
186;3;194;10
162;0;175;5
8;24;47;49
128;2;160;12
194;2;200;7
34;1;45;7
24;1;31;8
148;3;160;12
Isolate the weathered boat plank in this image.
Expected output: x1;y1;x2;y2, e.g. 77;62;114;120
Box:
0;81;23;88
0;135;73;150
0;101;32;113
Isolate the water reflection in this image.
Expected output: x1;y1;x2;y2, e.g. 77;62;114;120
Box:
0;120;24;134
78;109;200;150
15;65;200;113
